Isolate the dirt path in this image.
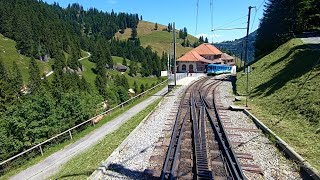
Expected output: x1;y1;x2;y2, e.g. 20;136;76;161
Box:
300;37;320;44
44;51;91;78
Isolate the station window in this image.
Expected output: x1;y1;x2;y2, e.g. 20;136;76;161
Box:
182;64;186;71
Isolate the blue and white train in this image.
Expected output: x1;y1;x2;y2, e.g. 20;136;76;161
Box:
206;64;235;76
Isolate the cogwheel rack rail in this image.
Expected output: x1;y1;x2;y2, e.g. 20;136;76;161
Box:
161;76;246;180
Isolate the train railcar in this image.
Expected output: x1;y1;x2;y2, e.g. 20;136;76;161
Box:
207;64;233;76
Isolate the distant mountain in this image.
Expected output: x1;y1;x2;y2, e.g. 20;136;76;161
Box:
214;30;257;62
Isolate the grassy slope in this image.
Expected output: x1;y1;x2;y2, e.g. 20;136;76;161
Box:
237;38;320;170
0;34;53;83
81;56;158;89
115;21;198;58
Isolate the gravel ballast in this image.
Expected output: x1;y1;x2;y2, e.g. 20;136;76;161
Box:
91;86;188;180
216;80;301;179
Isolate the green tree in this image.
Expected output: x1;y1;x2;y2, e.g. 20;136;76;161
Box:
183;27;188;39
28;58;41;93
129;61;138;76
11;61;23;98
140;83;145;93
155;23;158;30
131;27;138;39
167;23;172;32
122;56;127;66
0;59;13;110
133;81;138;94
68;52;81;70
205;37;209;43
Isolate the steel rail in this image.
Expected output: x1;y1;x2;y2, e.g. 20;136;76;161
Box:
211;87;245;179
160;94;185;180
169;109;190;180
201;79;245;179
190;81;212;179
161;79;197;179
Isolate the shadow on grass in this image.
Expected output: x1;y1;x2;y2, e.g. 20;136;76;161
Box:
266;44;320;69
54;170;94;179
252;44;320;97
104;163;158;180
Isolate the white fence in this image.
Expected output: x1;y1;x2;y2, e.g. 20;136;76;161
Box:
0;79;168;167
168;73;187;85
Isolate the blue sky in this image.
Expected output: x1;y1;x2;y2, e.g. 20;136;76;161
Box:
43;0;266;42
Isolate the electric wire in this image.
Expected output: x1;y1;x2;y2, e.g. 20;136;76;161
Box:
195;0;199;36
250;0;266;33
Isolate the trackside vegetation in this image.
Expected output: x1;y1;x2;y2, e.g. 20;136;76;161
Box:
237;38;320;170
50;98;162;180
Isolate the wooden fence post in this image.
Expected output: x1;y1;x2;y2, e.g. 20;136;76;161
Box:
69;130;73;140
39;146;43;156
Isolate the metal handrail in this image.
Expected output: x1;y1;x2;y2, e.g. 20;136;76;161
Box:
0;79;168;167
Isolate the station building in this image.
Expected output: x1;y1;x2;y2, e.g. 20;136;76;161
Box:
177;43;234;73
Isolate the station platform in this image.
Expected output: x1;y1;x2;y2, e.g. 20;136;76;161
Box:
176;73;205;86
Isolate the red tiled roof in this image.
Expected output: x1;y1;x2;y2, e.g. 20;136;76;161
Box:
199;58;215;64
221;53;234;60
193;43;222;55
177;50;204;62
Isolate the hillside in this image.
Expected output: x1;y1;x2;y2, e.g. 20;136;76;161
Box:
81;56;158;89
236;38;320;170
115;21;198;58
0;34;53;82
214;30;256;63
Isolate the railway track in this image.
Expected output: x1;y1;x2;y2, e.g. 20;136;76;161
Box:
161;76;246;180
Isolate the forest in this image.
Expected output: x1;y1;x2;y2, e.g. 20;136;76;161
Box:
0;0;167;170
255;0;320;58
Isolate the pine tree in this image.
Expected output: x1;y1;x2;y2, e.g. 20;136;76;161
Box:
131;27;138;39
11;61;23;98
0;59;12;110
168;23;172;32
133;80;138;94
68;52;80;70
129;61;137;76
183;27;188;39
179;29;183;39
122;56;127;66
186;39;190;47
205;37;209;43
155;23;158;30
28;58;41;93
199;36;204;43
140;83;145;93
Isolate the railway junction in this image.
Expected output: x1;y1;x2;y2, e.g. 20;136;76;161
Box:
91;74;302;180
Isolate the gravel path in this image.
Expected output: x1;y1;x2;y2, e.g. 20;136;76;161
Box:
91;87;185;180
91;75;205;180
300;37;320;44
217;80;301;179
11;87;167;180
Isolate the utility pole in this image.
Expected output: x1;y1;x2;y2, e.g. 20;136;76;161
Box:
173;22;177;86
245;6;255;107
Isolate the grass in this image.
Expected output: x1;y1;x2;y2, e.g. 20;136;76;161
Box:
81;56;159;89
0;82;167;180
115;21;198;57
50;98;162;180
0;34;54;83
236;38;320;170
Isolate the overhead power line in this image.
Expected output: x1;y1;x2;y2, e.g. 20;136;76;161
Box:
195;0;199;35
